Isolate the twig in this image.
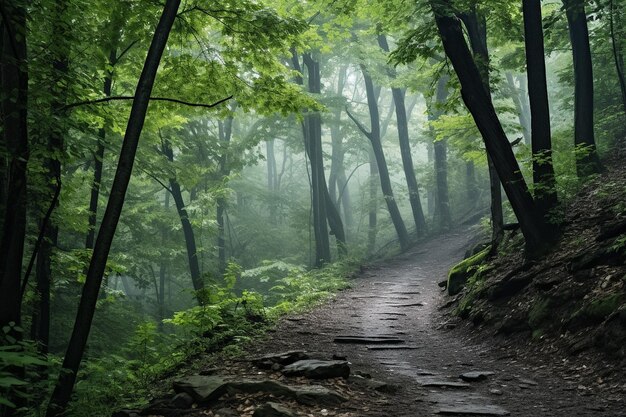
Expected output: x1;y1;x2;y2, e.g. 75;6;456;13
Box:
65;95;233;110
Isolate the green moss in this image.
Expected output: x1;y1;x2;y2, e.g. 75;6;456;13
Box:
531;329;544;340
447;246;491;296
586;293;622;319
528;298;551;330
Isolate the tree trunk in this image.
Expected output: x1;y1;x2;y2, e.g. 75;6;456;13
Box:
429;77;452;231
266;139;277;224
430;0;554;257
609;0;626;115
161;140;205;302
368;149;379;253
378;34;427;237
86;48;116;250
46;2;181;415
460;8;504;248
352;65;410;250
32;0;69;352
158;192;169;331
466;161;479;202
563;0;602;176
505;72;531;145
217;114;234;275
0;2;28;340
523;0;559;215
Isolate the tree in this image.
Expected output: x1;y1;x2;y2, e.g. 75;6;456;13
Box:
46;1;183;414
378;33;427;237
562;0;602;176
0;0;29;340
522;0;558;215
429;76;452;231
347;64;410;250
429;0;554;257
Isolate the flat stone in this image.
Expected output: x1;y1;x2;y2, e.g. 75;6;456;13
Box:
350;375;396;393
518;378;538;386
416;378;471;388
294;385;348;406
460;371;496;382
171;392;194;408
253;402;295;417
334;336;404;344
282;359;350;379
388;303;424;307
436;405;510;415
227;380;295;397
366;345;419;350
252;351;309;368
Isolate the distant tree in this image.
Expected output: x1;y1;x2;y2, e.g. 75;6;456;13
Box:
562;0;602;176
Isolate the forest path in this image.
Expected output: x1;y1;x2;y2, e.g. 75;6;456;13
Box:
252;229;625;416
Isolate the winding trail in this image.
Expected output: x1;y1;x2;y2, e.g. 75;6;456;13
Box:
255;230;625;416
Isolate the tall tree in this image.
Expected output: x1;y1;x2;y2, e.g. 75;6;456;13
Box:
217;113;234;275
522;0;558;215
429;0;554;257
429;76;452;231
460;7;504;248
46;1;182;414
161;138;205;302
347;65;410;250
0;1;29;339
378;34;427;237
562;0;602;176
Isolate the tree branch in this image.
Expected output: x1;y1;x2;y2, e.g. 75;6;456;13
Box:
345;106;372;140
64;95;233;110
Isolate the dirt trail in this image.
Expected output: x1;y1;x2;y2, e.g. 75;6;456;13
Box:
253;229;625;416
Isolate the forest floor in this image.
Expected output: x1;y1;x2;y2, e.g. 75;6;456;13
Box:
135;227;625;417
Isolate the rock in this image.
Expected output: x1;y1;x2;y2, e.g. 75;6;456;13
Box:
252;351;309;369
333;336;404;344
489;389;503;395
282;359;350;379
294;385;348;406
518;378;538;386
459;371;495;382
447;247;490;296
227;380;295;397
173;375;228;403
436;405;510;415
253;402;295;417
416;378;471;388
366;345;419;350
171;392;194;409
332;353;347;360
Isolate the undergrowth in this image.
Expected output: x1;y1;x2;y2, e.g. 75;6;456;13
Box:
1;258;358;417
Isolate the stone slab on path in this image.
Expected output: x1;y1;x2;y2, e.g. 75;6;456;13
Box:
282;359;350;379
460;371;496;382
415;377;471;388
252;351;309;369
334;336;405;344
366;345;420;350
436;405;510;415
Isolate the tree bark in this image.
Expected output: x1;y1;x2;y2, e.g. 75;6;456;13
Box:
460;7;504;248
609;0;626;115
46;2;181;415
523;0;558;215
430;0;553;257
378;34;427;237
563;0;602;176
218;114;234;275
349;65;410;250
161;140;205;302
505;72;531;145
0;2;28;339
429;76;452;231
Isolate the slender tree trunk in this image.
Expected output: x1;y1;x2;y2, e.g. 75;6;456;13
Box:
505;72;531;145
466;161;479;202
349;66;410;250
368;149;379;253
461;7;504;247
429;77;452;231
266;139;277;224
158;192;169;331
32;0;70;352
0;2;28;341
523;0;559;215
609;0;626;115
161;141;205;302
563;0;602;176
86;49;115;250
217;114;234;275
378;34;427;237
430;0;554;257
46;3;181;415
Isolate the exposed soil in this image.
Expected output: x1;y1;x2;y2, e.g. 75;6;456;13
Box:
166;227;625;417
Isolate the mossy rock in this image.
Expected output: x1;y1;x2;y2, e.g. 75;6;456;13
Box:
528;298;551;330
567;293;623;331
447;246;490;296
